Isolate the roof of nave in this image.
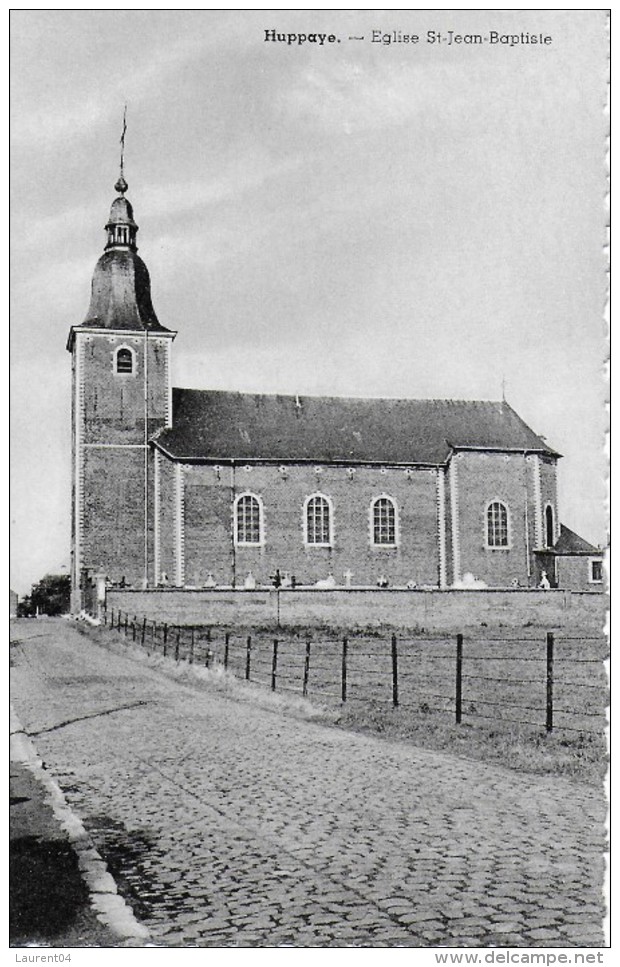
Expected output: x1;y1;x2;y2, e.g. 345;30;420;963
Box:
152;390;560;465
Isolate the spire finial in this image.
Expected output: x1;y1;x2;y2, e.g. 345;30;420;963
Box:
501;374;507;403
115;104;128;195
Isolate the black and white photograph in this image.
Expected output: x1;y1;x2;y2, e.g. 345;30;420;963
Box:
10;7;609;957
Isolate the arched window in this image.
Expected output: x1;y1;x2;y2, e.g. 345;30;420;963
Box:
372;496;397;546
486;501;509;548
545;505;554;547
235;494;263;545
116;347;134;374
305;494;332;546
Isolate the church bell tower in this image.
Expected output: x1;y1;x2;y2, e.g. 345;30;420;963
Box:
67;172;175;610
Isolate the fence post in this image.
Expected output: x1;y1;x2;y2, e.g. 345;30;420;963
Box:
124;613;128;636
341;637;348;703
303;637;311;697
189;628;195;665
132;616;137;642
391;634;399;708
546;632;554;733
205;627;212;667
151;621;156;654
175;628;180;662
271;639;279;691
224;632;230;669
163;623;168;657
118;610;122;632
455;633;463;724
110;609;114;628
141;617;147;647
245;635;252;680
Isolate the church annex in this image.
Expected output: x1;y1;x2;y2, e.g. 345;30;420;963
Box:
68;175;600;608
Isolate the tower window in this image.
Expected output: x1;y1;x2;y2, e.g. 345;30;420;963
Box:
486;501;510;548
372;497;397;546
115;347;134;375
235;494;263;545
305;494;332;546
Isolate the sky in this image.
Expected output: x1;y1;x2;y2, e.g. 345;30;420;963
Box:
10;9;608;596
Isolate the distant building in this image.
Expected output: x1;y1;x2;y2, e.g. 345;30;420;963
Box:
9;589;18;618
535;525;605;592
67;173;601;608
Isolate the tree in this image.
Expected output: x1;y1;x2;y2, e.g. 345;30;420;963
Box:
18;574;71;617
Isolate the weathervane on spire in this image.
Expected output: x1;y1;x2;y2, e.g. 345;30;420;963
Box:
115;104;128;195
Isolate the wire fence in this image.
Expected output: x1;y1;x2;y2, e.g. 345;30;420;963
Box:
104;609;608;736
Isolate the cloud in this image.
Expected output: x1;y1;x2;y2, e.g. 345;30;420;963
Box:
278;54;562;141
140;154;303;223
11;93;109;153
12;29;212;151
280;61;419;134
16;202;100;253
278;57;478;136
12;254;95;322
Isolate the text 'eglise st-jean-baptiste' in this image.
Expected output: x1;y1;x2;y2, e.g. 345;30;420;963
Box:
263;29;553;48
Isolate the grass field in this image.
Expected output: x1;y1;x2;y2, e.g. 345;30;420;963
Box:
102;616;609;785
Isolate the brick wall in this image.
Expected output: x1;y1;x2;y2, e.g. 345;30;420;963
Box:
183;464;234;586
73;331;172;589
556;557;604;592
176;462;440;589
449;451;552;587
81;447;153;585
106;587;607;633
152;450;560;591
80;333;171;444
539;455;559;547
155;450;178;585
443;468;454;585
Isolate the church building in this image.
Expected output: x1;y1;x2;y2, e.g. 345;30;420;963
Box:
68;175;599;609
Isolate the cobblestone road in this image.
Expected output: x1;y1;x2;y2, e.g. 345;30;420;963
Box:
10;620;606;948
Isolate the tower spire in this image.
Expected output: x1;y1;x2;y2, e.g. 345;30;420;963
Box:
115;104;128;195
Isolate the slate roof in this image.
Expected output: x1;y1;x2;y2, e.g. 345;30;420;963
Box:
550;524;601;556
152;389;559;465
106;196;137;228
80;249;171;333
